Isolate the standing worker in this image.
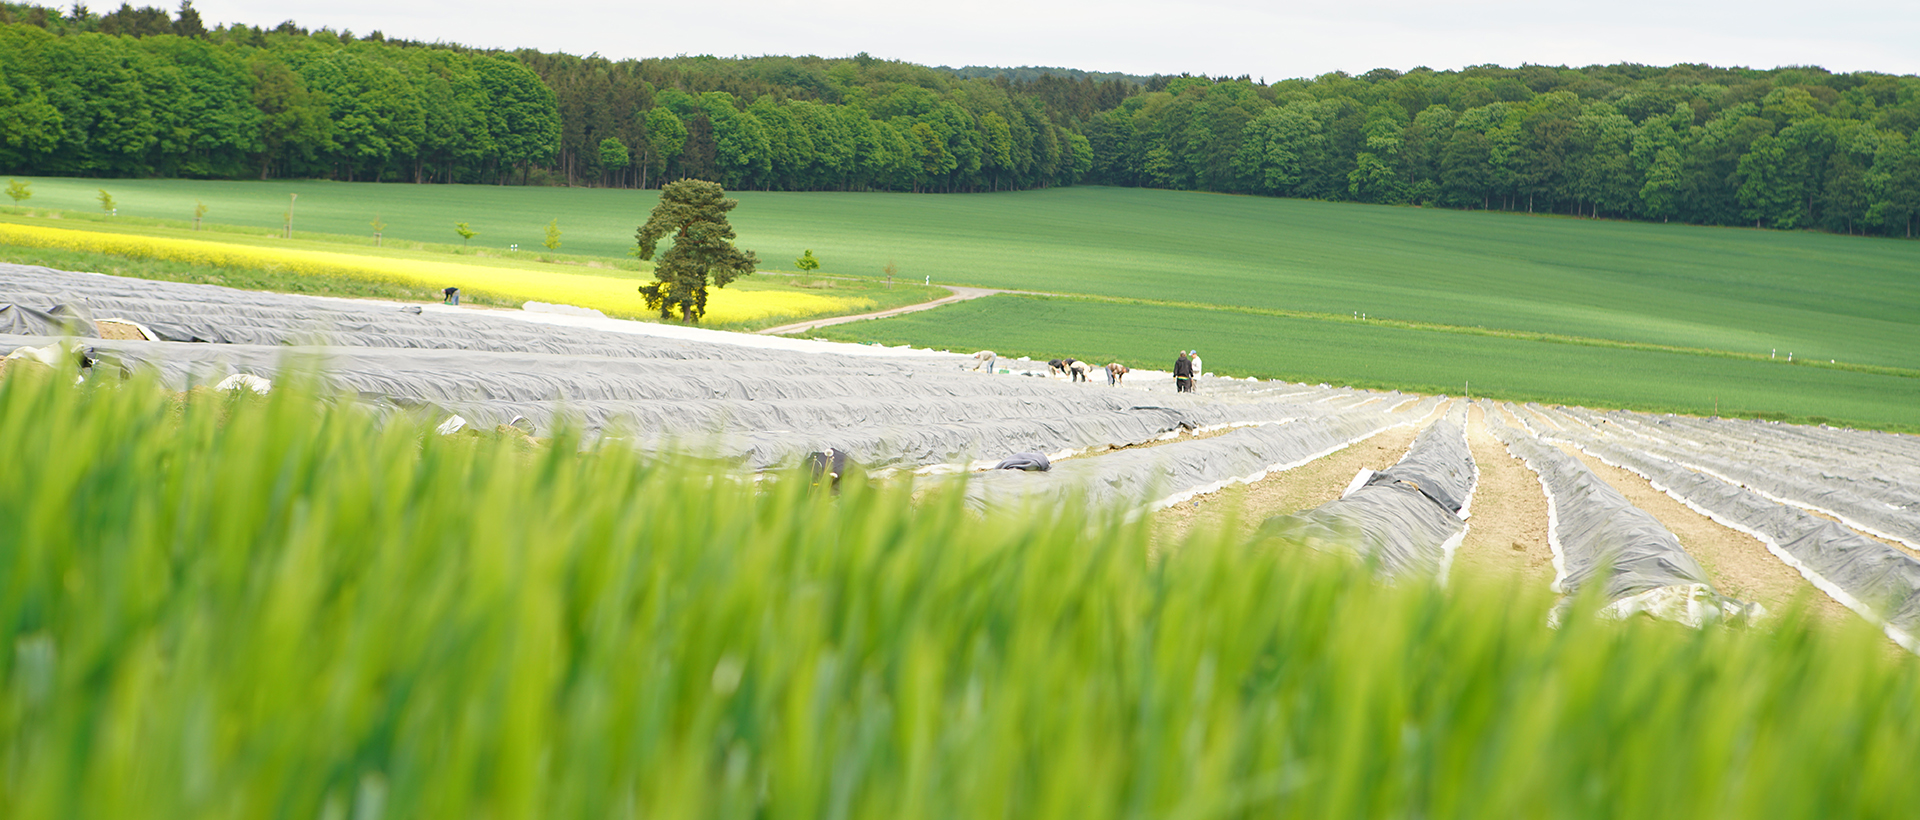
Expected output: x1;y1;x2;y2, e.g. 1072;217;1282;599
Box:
1189;350;1203;391
1173;351;1192;393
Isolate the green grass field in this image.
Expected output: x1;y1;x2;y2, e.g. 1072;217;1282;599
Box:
814;295;1920;429
13;178;1916;367
7;177;1917;424
4;371;1918;819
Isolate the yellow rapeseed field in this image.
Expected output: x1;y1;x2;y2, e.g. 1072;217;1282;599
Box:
0;222;873;324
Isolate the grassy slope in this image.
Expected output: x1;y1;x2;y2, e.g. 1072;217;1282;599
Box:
741;188;1920;369
9;178;1916;424
16;178;1917;367
4;372;1918;819
816;295;1920;429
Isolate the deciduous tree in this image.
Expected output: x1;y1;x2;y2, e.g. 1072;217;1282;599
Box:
598;137;628;187
640;107;686;189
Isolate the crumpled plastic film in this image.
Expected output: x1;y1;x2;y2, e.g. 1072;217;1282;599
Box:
1554;406;1920;552
2;265;1414;475
1483;402;1762;627
1252;403;1475;580
964;398;1443;517
1522;404;1920;649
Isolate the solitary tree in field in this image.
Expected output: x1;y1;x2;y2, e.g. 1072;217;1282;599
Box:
98;189;116;215
193;199;206;230
634;179;758;323
5;179;30;206
795;249;820;272
543;218;562;251
455;222;476;247
370;214;385;247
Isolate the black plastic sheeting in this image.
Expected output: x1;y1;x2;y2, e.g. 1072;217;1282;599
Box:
1553;407;1920;552
1252;404;1475;580
1482;403;1715;602
0;301;96;338
1517;404;1920;649
994;453;1051;471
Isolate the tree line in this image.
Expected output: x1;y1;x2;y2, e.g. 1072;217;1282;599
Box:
0;3;559;183
505;50;1102;192
0;4;1099;192
1084;67;1920;237
2;3;1918;237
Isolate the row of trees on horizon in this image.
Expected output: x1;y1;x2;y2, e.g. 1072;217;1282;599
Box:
1;3;1918;237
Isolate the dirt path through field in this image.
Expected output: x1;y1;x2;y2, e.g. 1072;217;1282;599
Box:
759;285;1031;336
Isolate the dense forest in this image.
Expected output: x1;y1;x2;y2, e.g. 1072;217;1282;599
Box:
2;3;1918;237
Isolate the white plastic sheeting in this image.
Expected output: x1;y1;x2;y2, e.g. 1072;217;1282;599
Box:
214;373;273;395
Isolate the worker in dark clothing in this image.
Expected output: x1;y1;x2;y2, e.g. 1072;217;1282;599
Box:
1173;351;1193;393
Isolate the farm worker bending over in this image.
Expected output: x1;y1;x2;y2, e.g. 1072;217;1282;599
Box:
442;286;460;305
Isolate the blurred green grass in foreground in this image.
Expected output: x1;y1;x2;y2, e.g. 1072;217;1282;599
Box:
0;368;1914;819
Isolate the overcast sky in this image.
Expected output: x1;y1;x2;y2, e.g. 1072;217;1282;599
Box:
188;0;1920;79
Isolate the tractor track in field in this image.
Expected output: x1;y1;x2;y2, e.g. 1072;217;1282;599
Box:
758;285;1046;336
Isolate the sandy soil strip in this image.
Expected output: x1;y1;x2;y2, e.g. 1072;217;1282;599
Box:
95;320;146;341
1451;403;1555;587
1556;441;1855;625
1153;424;1421;547
1053;424;1252;462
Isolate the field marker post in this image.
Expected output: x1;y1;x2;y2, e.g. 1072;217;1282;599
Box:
284;193;297;239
